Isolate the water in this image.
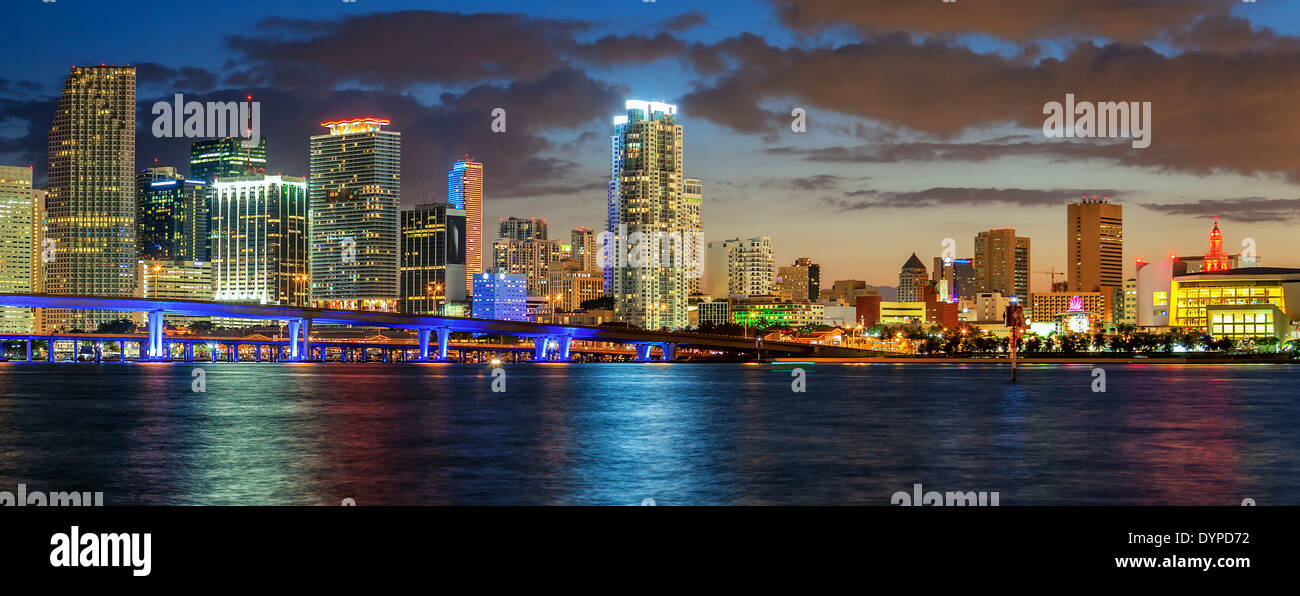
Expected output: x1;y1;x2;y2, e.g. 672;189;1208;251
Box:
0;362;1296;505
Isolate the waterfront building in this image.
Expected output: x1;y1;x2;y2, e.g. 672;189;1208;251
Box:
974;228;1031;305
707;236;773;298
897;253;928;302
695;297;731;327
0;165;34;333
137;259;212;325
1123;278;1137;325
400;203;467;314
210;175;309;306
1067;196;1123;322
775;257;819;302
448;156;483;295
45;65;137;331
607;100;696;329
136;166;208;261
731;299;825;328
472;272;527;321
1031;291;1106;333
545;260;605;313
1169;268;1300;339
309;117;401;311
492;237;564;297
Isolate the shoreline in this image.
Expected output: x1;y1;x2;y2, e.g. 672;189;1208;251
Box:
768;356;1297;365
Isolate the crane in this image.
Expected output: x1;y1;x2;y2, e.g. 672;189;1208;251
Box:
1035;267;1066;288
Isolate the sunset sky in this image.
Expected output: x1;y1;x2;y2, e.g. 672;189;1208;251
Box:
3;0;1299;291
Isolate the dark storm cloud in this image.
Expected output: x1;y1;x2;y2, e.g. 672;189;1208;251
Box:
1140;198;1300;223
770;0;1237;43
680;31;1300;182
820;187;1122;211
566;33;686;65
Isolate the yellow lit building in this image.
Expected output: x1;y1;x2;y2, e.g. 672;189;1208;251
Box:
1170;268;1300;339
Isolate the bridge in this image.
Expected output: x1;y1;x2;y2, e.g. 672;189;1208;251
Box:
0;294;876;362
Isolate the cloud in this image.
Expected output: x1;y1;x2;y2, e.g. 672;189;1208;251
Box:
821;187;1122;211
661;11;708;32
1140;198;1300;223
769;0;1238;43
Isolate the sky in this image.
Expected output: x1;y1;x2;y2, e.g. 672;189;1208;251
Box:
3;0;1300;292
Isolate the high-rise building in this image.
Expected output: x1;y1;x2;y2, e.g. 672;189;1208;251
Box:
546;260;605;312
0;166;35;333
932;256;975;302
897;253;928;302
492;237;563;296
974;228;1031;305
1122;278;1137;325
1068;195;1123;321
448;156;483;296
136;166;208;261
498;216;547;241
309;117;401;311
775;257;819;302
400;202;467;314
472;272;527;321
607;100;697;329
30;188;47;332
137;259;213;325
572;226;598;273
45;65;137;331
707;236;773;298
211;175;309;306
683;177;703;296
189;137;267;184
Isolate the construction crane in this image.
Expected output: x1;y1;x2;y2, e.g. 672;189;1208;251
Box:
1035;267;1066;289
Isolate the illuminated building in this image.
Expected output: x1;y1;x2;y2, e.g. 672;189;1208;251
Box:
499;216;547;241
607;100;697;329
137;259;212;325
897;253;928;302
545;260;605;312
309;117;400;311
1203;216;1229;272
1123;278;1137;324
696;298;731;327
683;177;703;296
571;226;598;273
974;228;1031;304
932;256;975;303
1031;291;1105;333
210;175;308;306
731;299;825;328
189;137;267;184
448;156;483;296
0;165;35;333
877;301;926;325
45;65;137;331
492;237;563;296
707;236;773;298
776;258;820;302
1169;268;1300;338
472;272;527;321
136;166;208;261
1068;195;1122;322
400;203;467;314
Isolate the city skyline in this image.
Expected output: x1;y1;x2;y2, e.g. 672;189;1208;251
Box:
2;1;1298;290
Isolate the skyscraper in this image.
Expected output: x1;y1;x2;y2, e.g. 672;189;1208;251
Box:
136;166;208;261
683;177;703;296
189;137;267;184
707;236;773;298
491;237;563;296
932;256;975;302
571;226;598;273
0;166;34;333
498;216;547;241
448;156;483;296
211;175;309;306
607;100;697;330
974;228;1031;304
309;117;401;311
897;253;928;302
400;203;467;314
1067;195;1123;291
45;65;137;331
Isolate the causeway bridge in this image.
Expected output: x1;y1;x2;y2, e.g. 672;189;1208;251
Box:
0;294;877;362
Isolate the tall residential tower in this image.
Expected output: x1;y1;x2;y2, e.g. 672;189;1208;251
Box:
448;156;483;296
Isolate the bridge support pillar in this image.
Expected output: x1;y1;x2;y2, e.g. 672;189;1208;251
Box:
25;339;31;362
418;329;432;361
184;343;193;362
73;340;79;363
557;335;573;361
635;344;654;362
533;337;550;361
660;343;676;361
145;310;166;360
435;327;451;361
289;318;313;361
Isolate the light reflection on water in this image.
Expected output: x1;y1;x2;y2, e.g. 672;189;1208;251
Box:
0;362;1295;505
